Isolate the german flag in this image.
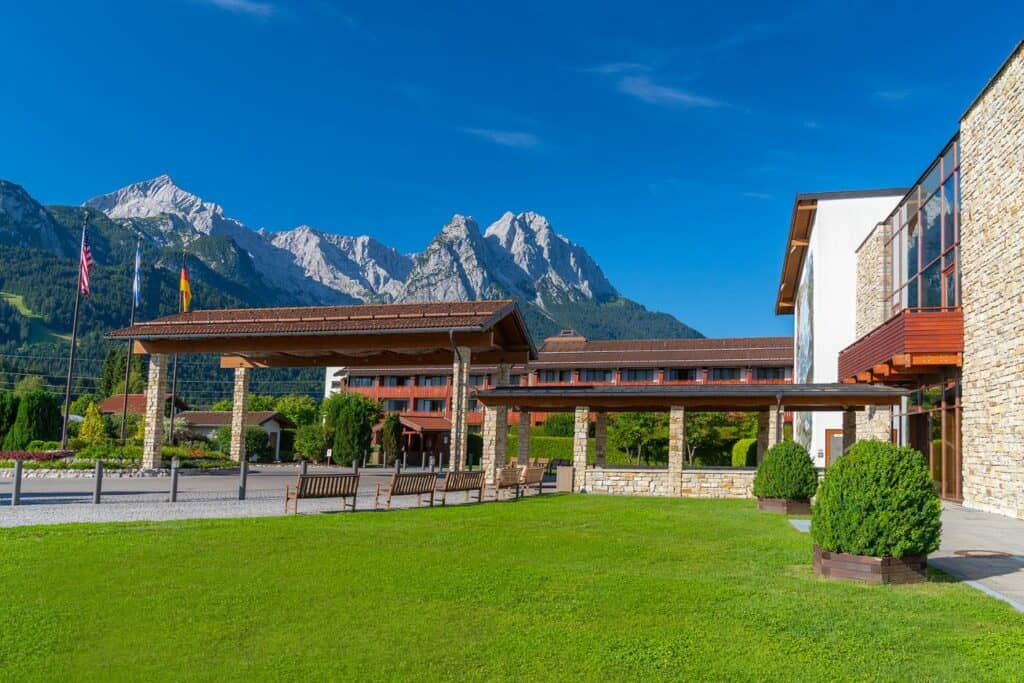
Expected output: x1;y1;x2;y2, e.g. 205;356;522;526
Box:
179;266;192;313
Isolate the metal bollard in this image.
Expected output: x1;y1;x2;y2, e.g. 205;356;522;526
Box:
238;459;248;501
428;455;435;473
93;460;103;504
300;460;308;476
402;451;407;470
352;458;359;475
393;459;400;474
11;459;22;506
169;460;179;502
362;450;368;468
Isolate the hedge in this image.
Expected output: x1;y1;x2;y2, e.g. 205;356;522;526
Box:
812;440;941;558
731;438;758;467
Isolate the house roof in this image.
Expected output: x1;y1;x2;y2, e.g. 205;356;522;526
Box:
373;414;453;433
776;190;907;315
97;393;188;414
105;300;536;369
176;411;295;429
534;335;793;368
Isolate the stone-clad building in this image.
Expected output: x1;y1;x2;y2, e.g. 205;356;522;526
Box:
781;41;1024;520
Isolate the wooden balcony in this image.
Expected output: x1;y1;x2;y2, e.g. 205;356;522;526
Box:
838;308;963;385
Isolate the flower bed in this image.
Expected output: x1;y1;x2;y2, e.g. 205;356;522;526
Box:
0;450;73;461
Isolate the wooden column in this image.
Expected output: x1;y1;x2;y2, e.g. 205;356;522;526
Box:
842;408;857;454
481;364;510;484
517;410;531;466
449;346;471;470
593;411;608;467
572;406;589;492
141;353;168;469
229;367;249;463
756;410;770;463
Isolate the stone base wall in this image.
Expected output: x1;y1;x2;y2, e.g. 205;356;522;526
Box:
855;406;891;443
960;44;1024;520
584;467;755;499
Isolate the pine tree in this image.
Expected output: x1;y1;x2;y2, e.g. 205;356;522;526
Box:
79;402;108;446
0;392;19;446
2;390;61;450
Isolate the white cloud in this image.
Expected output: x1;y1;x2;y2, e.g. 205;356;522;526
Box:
582;62;652;75
742;191;773;200
617;75;725;108
463;128;540;149
199;0;275;18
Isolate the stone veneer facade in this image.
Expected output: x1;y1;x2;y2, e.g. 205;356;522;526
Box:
853;223;895;442
583;467;755;498
959;43;1024;519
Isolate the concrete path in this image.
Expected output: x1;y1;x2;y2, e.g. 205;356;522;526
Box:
0;466;528;528
930;503;1024;612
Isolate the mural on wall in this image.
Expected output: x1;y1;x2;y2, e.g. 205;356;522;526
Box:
794;251;814;450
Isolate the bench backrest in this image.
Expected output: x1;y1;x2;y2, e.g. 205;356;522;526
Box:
444;470;485;492
389;472;438;496
532;458;551;469
522;466;545;485
497;466;522;487
297;473;359;498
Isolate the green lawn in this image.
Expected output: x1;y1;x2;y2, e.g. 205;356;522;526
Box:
1;497;1022;681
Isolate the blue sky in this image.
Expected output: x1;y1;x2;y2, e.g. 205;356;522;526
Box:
2;2;1022;338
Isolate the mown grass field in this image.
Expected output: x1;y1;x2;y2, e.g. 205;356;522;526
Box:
1;496;1022;681
0;290;68;343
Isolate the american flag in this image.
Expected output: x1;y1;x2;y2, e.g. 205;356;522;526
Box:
79;217;95;297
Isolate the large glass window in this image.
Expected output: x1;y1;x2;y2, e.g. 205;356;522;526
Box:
885;138;960;315
754;367;787;381
538;370;573;383
666;368;697;381
381;376;411;387
382;399;408;411
579;369;613;382
467;374;488;386
418;375;447;387
348;376;375;387
710;368;742;381
622;369;654;382
415;398;445;412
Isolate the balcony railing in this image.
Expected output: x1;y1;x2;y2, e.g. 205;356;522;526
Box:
838;307;963;382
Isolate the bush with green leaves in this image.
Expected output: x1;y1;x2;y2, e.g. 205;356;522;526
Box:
293;424;327;462
331;393;381;465
0;392;18;446
731;438;758;468
541;413;575;437
274;395;318;427
752;440;817;501
2;390;61;451
812;440;941;558
79;403;108;446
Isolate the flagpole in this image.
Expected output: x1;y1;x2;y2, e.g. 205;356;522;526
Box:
119;239;140;445
60;211;88;450
168;250;184;445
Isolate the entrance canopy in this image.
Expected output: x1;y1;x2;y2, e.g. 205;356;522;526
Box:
474;383;906;412
106;300;535;368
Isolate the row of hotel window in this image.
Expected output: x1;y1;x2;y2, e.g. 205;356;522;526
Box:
346;367;789;388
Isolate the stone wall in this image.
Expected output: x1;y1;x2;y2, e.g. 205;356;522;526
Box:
855;222;888;338
959;43;1024;520
583;467;755;499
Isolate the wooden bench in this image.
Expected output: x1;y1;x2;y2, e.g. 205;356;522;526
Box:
438;470;485;505
491;465;523;500
520;466;546;496
285;473;359;514
374;472;438;510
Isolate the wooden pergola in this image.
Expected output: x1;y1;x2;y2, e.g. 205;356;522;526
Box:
475;383;906;492
106;300;534;468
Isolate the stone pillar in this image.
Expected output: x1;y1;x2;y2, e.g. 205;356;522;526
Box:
141;353;168;469
517;410;531;466
668;406;685;496
856;406;891;442
842;409;857;454
449;346;471;470
593;412;607;467
572;406;589;492
481;364;510;484
229;367;249;463
774;402;784;445
756;410;770;463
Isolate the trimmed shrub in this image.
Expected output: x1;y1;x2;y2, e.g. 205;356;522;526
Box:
541;413;575;437
731;438;758;468
812;440;941;558
212;426;272;461
27;440;61;452
332;393;381;465
0;392;19;445
752;441;817;501
79;403;108;446
466;432;483;467
380;413;403;463
2;390;61;451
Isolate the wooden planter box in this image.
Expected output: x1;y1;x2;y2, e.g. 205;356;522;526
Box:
757;497;811;515
813;545;927;584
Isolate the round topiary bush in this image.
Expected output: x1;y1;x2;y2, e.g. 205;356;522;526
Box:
812;440;941;558
731;438;757;467
752;441;817;501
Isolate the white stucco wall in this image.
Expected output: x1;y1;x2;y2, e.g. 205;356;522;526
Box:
795;194;902;464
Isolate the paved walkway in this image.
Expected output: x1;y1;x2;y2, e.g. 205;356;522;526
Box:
0;466;525;527
930;503;1024;611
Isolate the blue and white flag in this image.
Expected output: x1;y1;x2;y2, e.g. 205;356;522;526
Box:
132;240;141;309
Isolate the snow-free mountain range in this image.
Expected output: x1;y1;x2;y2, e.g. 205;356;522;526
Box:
0;175;700;342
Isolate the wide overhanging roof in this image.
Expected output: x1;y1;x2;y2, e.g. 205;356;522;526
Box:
474;383;905;412
106;300;536;368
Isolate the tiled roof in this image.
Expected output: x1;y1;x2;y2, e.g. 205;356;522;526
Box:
97;393;187;414
107;300;520;340
176;411;294;428
533;336;793;368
